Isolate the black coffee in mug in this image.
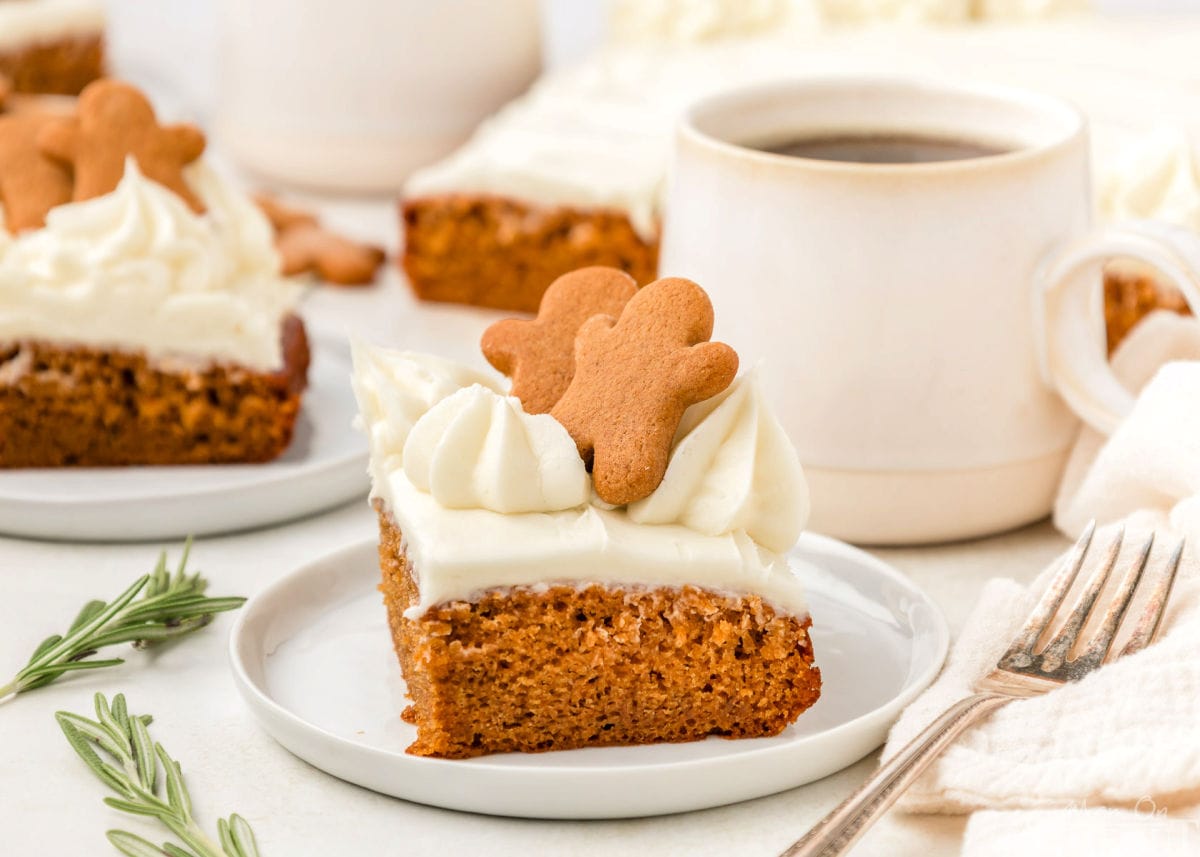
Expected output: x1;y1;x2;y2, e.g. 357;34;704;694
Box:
756;132;1009;164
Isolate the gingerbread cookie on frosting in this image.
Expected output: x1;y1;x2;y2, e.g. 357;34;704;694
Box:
551;276;738;505
38;79;206;212
482;266;637;415
0;112;72;232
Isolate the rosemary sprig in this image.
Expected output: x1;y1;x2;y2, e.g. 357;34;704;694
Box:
0;541;245;702
58;692;261;857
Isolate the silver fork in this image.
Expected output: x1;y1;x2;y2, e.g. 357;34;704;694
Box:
780;521;1184;857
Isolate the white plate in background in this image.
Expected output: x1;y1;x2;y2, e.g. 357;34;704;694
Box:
0;336;368;542
229;533;949;819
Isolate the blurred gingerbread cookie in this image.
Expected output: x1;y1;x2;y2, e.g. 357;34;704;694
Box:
551;276;738;506
38;79;206;211
255;193;386;286
481;266;637;414
0;112;73;231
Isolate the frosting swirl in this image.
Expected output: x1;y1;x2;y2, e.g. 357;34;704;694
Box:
627;369;809;553
1099;126;1200;231
403;385;590;513
0;159;298;370
350;343;504;470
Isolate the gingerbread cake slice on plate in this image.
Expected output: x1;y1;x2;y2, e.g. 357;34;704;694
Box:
0;79;308;467
353;267;820;759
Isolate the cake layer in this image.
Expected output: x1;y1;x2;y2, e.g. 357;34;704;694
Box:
402;195;658;313
0;315;309;467
0;34;102;95
1105;265;1191;354
377;508;821;759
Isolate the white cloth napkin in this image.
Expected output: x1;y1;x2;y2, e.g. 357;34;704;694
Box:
881;311;1200;855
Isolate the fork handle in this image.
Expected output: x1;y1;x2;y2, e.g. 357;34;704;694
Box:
779;692;1011;857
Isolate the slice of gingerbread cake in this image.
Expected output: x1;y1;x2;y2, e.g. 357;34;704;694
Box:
0;79;308;467
400;55;668;313
0;0;105;95
353;266;820;759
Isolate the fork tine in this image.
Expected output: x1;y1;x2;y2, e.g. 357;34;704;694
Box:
1036;525;1124;673
1118;539;1185;658
1075;532;1154;669
998;521;1095;669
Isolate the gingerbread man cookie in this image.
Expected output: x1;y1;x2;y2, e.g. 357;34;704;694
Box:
277;222;386;285
37;79;207;212
254;193;385;285
481;267;638;415
253;193;318;232
551;277;738;506
0;112;73;232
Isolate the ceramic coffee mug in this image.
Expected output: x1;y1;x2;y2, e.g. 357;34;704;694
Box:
661;77;1200;544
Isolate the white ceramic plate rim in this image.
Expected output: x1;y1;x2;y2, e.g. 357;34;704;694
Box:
229;532;948;816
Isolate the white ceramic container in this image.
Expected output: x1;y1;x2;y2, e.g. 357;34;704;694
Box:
216;0;541;193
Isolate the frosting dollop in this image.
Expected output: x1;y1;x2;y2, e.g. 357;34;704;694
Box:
404;385;590;513
350;343;505;469
627;369;809;553
0;159;298;370
1099;126;1200;231
814;0;969;25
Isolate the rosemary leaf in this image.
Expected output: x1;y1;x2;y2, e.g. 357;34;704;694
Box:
60;693;263;857
227;815;261;857
0;541;244;702
107;830;170;857
27;634;64;665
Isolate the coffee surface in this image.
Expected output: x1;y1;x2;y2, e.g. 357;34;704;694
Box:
757;132;1008;164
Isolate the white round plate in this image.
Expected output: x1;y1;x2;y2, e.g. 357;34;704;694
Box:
230;533;949;819
0;336;368;542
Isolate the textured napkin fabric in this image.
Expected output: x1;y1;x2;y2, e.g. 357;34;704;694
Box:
882;311;1200;854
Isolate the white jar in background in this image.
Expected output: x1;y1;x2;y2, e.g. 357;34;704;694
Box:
216;0;542;193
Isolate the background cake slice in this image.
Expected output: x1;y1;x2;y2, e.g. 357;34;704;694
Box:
0;0;105;95
0;80;307;467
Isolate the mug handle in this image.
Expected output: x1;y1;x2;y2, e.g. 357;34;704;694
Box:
1035;219;1200;437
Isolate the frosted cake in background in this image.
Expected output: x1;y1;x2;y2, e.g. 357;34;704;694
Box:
0;0;105;95
0;80;308;467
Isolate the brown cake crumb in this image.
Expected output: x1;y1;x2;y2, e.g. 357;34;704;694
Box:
0;35;103;96
401;194;659;313
375;505;822;759
1104;263;1191;354
0;315;309;467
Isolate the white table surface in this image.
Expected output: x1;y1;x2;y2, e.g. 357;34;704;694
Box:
0;248;1070;857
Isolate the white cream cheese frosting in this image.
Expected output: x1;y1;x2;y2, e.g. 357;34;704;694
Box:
403;384;590;514
609;0;815;43
350;343;505;470
814;0;970;25
0;0;105;51
1099;126;1200;232
351;344;811;619
0;159;299;371
628;368;809;553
